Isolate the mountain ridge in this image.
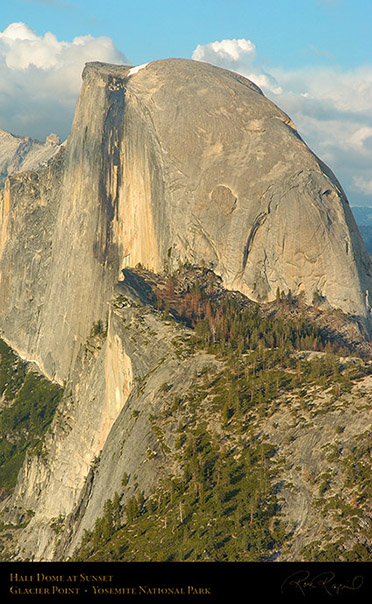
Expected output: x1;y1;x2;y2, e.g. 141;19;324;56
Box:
0;129;61;185
0;58;371;386
0;59;372;562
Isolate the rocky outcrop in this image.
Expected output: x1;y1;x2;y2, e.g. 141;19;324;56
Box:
1;58;372;560
0;129;61;184
0;59;371;389
5;273;220;560
110;59;372;319
0;149;65;382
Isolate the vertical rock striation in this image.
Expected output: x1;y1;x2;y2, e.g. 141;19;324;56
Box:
0;58;371;384
1;58;372;560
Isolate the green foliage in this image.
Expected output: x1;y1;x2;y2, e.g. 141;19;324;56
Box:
148;268;356;367
72;268;372;562
90;318;108;338
154;273;345;358
302;539;372;562
0;339;63;496
73;417;286;562
50;514;65;535
342;433;372;503
0;339;27;401
121;472;130;488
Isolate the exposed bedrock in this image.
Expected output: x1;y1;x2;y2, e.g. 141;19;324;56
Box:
1;58;372;560
0;59;371;387
0;59;371;381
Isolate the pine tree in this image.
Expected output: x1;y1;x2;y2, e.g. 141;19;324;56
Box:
112;492;121;530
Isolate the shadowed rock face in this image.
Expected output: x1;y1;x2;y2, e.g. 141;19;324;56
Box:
0;58;371;384
2;60;372;560
116;59;372;314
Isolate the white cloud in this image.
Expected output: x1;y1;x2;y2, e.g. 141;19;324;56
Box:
192;38;282;96
0;22;127;140
353;177;372;196
193;38;256;64
1;22;37;42
192;38;372;204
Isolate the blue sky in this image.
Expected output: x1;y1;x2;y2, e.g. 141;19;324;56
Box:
3;0;371;69
0;0;371;205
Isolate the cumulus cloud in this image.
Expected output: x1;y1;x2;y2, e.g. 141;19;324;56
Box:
193;38;256;64
0;22;127;140
192;38;372;204
193;38;282;95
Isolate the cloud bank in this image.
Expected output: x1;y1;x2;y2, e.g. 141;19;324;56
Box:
193;39;372;204
0;22;126;140
193;39;282;95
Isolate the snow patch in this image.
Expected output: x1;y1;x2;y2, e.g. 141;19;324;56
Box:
127;63;149;77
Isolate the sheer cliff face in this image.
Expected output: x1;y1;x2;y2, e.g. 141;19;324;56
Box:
2;59;372;560
118;59;372;313
0;57;371;380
